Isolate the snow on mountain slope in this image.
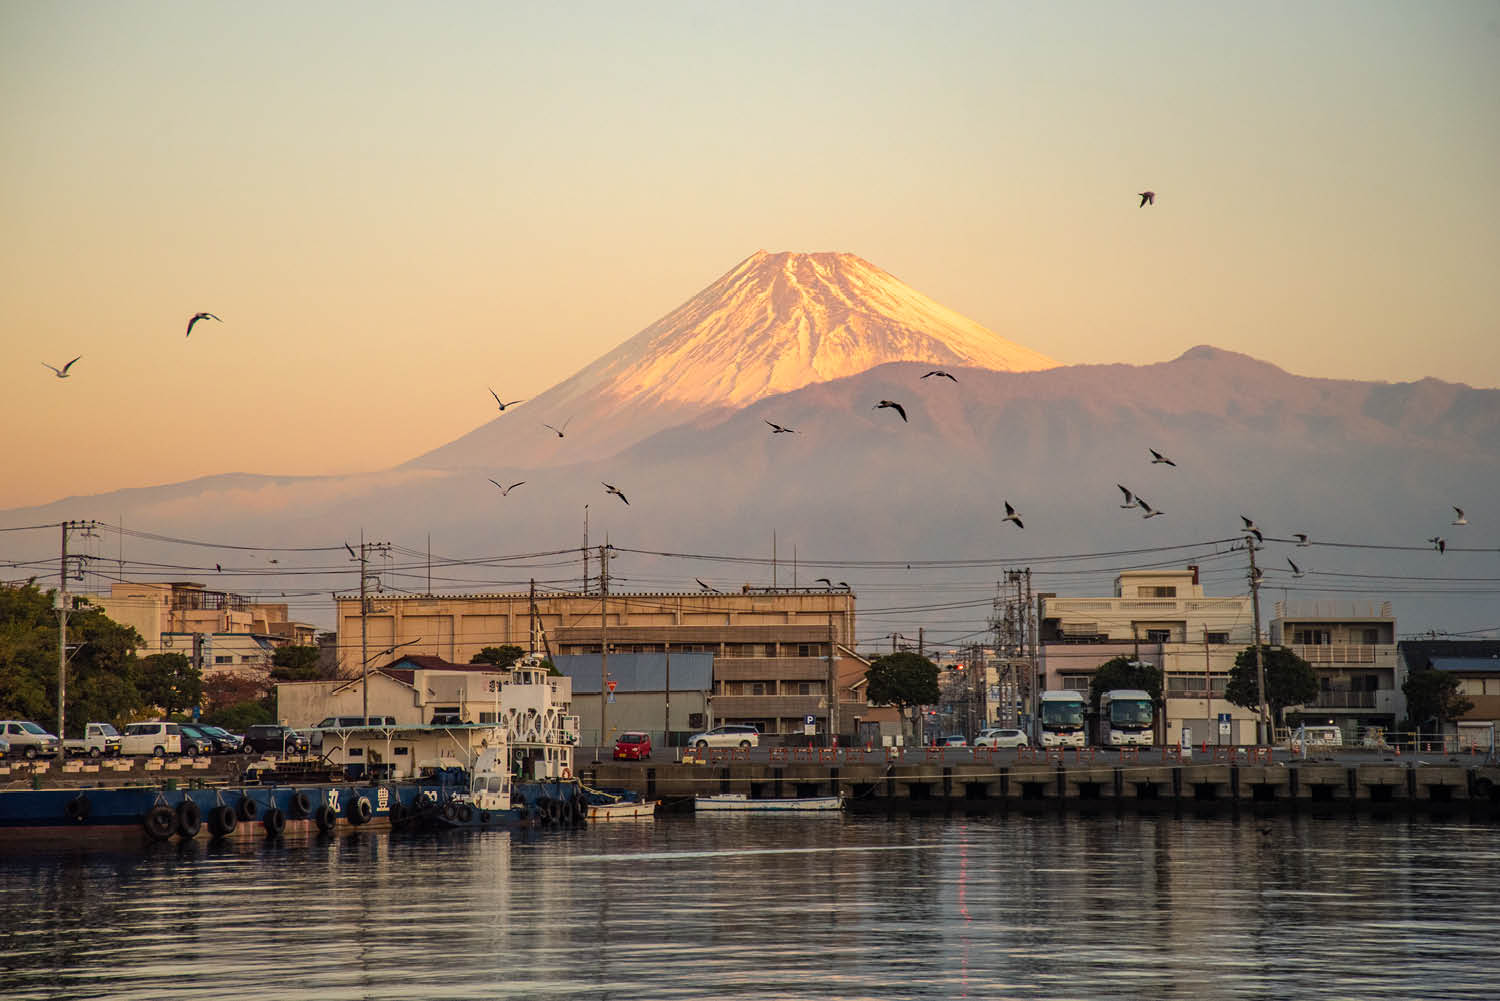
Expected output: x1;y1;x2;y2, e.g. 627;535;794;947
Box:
409;250;1057;469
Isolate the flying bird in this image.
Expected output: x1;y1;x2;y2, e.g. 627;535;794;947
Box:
1452;506;1467;526
185;312;220;337
488;478;526;496
1293;533;1310;547
1002;501;1024;529
603;482;629;505
1288;559;1305;578
1138;498;1164;519
1118;485;1137;509
1241;515;1259;533
1149;448;1176;466
814;577;833;589
1428;536;1447;554
765;420;796;434
1247;528;1264;544
542;417;573;438
215;563;222;572
345;542;357;560
922;370;957;382
488;388;524;412
695;578;719;592
874;400;908;422
1138;190;1156;207
837;581;850;589
268;558;279;565
42;356;82;379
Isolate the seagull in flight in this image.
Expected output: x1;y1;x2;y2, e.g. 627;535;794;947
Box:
838;581;850;589
1002;501;1024;529
488;388;524;412
1241;515;1259;534
1452;506;1468;526
488;478;525;496
603;482;629;505
1293;533;1310;547
345;541;357;560
1118;484;1137;509
1288;559;1305;578
543;418;573;438
696;578;719;592
874;400;908;422
1149;448;1176;466
1138;498;1164;519
1428;536;1446;554
42;356;82;379
185;312;220;337
268;558;279;565
1138;190;1156;207
765;420;796;434
814;577;833;589
215;563;222;572
922;370;957;382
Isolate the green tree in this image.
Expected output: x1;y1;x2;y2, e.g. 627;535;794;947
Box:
204;700;274;731
139;652;202;717
1225;645;1318;729
472;645;525;668
0;584;146;734
1088;656;1164;713
271;644;322;681
865;651;941;737
1402;668;1473;729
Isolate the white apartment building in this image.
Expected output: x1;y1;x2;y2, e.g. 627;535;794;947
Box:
1270;600;1400;741
1039;568;1260;744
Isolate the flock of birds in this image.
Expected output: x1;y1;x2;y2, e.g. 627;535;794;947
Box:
42;312;221;379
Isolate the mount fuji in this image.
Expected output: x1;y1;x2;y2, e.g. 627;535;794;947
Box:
409;250;1059;470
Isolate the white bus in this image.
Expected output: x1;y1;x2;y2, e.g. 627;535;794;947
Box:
1038;690;1087;747
1098;689;1155;746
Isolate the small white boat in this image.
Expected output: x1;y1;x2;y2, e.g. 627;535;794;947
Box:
587;799;659;821
694;793;844;813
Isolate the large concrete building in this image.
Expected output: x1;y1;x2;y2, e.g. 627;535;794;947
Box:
1270;600;1401;741
1039;567;1260;744
333;587;866;742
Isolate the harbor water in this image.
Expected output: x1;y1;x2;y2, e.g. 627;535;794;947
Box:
2;812;1497;1000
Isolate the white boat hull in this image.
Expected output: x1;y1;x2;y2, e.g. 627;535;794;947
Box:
588;800;658;821
694;794;844;813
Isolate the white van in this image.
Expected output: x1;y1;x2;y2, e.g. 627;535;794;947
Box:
120;721;184;757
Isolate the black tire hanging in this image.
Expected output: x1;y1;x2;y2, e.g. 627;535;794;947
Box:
207;804;237;838
144;805;174;841
349;796;373;825
290;791;314;818
457;804;474;824
314;803;337;833
64;794;91;823
236;796;259;822
262;807;286;837
176;799;202;839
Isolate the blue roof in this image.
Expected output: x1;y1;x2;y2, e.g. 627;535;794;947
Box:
1431;656;1500;674
555;653;714;694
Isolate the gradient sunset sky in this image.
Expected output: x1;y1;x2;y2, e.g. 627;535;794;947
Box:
3;1;1497;510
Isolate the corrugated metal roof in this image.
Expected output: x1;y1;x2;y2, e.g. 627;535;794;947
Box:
1431;656;1500;674
555;652;714;694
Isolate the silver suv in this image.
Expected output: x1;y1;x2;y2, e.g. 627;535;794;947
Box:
687;724;761;750
0;721;61;759
974;727;1029;748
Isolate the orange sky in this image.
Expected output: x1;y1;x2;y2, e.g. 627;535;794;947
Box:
2;2;1497;510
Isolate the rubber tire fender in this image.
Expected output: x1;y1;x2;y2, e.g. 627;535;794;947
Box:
313;803;337;833
262;807;286;837
290;791;314;818
348;796;373;825
176;799;202;839
208;804;237;838
144;805;175;841
65;793;92;823
457;803;474;824
480;811;491;825
441;801;457;822
389;801;407;826
237;796;259;822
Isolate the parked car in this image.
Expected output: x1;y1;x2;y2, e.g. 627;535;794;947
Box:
63;722;123;758
614;731;653;760
242;724;310;756
687;724;761;750
120;721;184;757
1;721;63;759
936;734;968;747
197;725;244;753
974;728;1029;748
178;723;231;756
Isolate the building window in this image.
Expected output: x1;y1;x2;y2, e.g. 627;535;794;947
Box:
478;712;497;724
1167;674;1227;697
1205;632;1229;645
1060;674;1091;693
1140;586;1177;598
1294;629;1330;645
1460;679;1485;696
1145;629;1171;644
750;682;767;696
214;655;232;664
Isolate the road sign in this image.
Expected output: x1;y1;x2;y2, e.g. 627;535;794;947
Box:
606;680;617;693
805;715;815;727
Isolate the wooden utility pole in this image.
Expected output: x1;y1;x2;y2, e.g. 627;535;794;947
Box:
1248;539;1270;744
599;544;610;753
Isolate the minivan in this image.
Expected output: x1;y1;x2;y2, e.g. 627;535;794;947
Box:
120;721;183;758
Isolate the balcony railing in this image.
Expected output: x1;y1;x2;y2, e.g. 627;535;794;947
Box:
1291;644;1390;665
1308;690;1378;709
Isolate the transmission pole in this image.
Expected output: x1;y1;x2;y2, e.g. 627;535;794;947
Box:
1247;538;1269;744
360;532;369;721
599;544;610;755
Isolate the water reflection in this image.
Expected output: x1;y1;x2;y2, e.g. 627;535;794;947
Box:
2;814;1497;1000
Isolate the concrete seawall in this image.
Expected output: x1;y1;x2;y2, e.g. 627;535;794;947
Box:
583;751;1500;815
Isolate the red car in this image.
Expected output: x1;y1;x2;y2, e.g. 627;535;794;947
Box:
614;731;652;760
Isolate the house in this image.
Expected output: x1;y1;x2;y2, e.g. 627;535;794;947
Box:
1397;639;1500;748
1270;600;1400;743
